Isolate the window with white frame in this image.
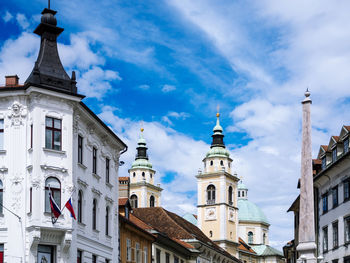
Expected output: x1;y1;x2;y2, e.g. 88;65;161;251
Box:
78;135;83;164
332;148;337;162
126;239;131;261
45;177;61;213
323;226;328;252
344;178;350;201
106;158;110;183
135;243;140;263
0;180;3;214
345;216;350;244
144;247;148;263
344;137;349;153
333;221;338;248
45;117;62;150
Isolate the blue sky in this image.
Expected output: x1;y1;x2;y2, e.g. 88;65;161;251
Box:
2;0;350;249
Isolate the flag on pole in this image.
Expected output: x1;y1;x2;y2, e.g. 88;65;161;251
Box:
49;192;61;219
65;197;76;220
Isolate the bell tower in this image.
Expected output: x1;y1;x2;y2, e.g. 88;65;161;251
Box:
197;112;240;256
129;128;162;208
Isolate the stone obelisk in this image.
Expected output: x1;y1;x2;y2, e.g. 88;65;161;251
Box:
297;90;316;263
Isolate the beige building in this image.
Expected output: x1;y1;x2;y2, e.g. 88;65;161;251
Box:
129;129;162;208
196;113;240;256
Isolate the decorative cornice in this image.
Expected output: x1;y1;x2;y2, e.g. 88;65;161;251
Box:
40;165;67;173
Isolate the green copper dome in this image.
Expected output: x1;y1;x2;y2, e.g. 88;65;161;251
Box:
131;158;153;169
206;146;230;158
238;199;269;225
238;181;247;190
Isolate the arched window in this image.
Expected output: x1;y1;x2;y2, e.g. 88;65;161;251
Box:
142;172;145;177
220;160;224;166
242;191;245;197
228;186;233;204
45;177;61;213
105;206;110;235
133;172;136;177
92;199;97;230
238;191;240;197
209;230;213;238
130;194;138;208
150;173;153;178
150;196;155;207
263;233;266;244
78;190;83;223
207;185;216;204
210;160;213;166
248;231;254;244
0;180;3;214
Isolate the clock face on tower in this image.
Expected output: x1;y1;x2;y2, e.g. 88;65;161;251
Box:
228;208;235;222
205;207;216;221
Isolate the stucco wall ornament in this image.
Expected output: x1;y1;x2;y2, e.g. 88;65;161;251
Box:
11;175;24;211
8;101;27;126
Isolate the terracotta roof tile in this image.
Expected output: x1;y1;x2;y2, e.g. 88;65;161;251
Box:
238;238;256;254
344;126;350;132
118;198;129;206
133;207;240;262
332;136;340;142
321;145;328;151
193;214;197;219
119;177;129;181
129;213;154;231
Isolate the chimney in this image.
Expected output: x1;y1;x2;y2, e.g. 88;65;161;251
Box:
5;75;19;87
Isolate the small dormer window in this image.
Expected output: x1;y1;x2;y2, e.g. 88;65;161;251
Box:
332;148;337;162
322;157;326;169
344;138;349;153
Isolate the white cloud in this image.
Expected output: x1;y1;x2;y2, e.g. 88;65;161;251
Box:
162;84;176;92
138;84;150;90
2;11;13;23
77;66;121;99
162;111;190;126
16;13;30;30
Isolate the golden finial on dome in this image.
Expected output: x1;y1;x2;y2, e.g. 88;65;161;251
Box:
216;104;220;118
240;175;243;181
141;128;144;132
140;120;144;133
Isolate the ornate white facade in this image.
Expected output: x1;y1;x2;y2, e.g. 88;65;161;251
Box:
0;6;126;263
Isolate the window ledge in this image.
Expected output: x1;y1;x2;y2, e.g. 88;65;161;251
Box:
78;222;86;227
92;173;101;180
106;182;113;188
78;163;87;169
93;229;100;233
0;150;6;154
43;148;66;155
28;148;33;153
106;234;112;239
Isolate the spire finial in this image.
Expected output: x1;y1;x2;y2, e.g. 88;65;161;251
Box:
240;175;243;181
140;120;144;133
302;88;312;104
216;104;220;118
48;0;51;9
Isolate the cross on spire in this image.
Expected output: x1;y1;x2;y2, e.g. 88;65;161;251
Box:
48;0;51;9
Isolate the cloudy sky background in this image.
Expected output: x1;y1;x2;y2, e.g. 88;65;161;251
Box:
1;0;350;249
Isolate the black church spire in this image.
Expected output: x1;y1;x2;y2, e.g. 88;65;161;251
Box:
25;8;77;94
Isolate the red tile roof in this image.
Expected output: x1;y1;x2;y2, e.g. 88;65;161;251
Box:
238;238;256;254
133;207;240;262
332;136;340;142
321;145;328;151
119;177;129;181
118;198;129;206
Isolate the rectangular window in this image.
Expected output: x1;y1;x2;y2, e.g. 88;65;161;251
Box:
174;256;179;263
156;249;161;263
78;135;83;164
322;194;328;213
45;117;62;150
77;250;82;263
92;255;97;263
345;216;350;244
345;256;350;263
333;222;339;248
323;226;328;252
144;247;148;263
30;124;33;149
106;158;110;183
345;138;349;153
332;186;338;208
344;179;350;201
37;245;53;263
332;148;337;162
126;239;131;261
30;187;32;213
92;147;97;174
105;260;110;263
135;243;140;263
322;157;327;169
0;119;4;150
166;253;170;263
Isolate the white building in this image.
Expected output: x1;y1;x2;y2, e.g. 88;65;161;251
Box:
315;126;350;263
0;6;127;263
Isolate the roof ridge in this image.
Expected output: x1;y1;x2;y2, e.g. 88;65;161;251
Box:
162;208;195;238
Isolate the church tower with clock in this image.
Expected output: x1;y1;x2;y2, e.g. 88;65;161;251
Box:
196;112;240;256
